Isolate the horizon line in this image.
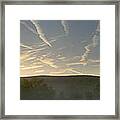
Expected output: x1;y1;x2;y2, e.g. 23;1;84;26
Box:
20;73;100;78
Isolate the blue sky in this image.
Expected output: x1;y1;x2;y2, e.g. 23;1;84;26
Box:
20;20;100;76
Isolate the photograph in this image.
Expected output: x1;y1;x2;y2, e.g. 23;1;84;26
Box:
2;1;118;118
20;20;100;100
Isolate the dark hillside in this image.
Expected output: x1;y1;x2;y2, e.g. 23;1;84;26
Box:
20;75;100;100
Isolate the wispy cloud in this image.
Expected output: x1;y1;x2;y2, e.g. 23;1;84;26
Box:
33;39;57;48
79;44;91;65
63;55;80;62
61;20;69;35
67;62;84;66
31;20;52;47
39;57;58;68
89;59;100;63
20;43;33;49
27;47;47;53
50;34;66;40
57;46;66;51
34;70;45;73
41;52;52;57
81;40;87;44
21;65;43;70
21;21;37;35
57;57;66;60
67;68;81;74
80;22;100;65
25;57;36;61
20;53;31;60
50;68;81;75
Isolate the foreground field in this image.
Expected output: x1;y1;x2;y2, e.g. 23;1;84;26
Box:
20;75;100;100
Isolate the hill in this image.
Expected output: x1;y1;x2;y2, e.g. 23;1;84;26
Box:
20;75;100;100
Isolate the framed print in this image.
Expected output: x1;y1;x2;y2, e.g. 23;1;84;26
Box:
0;0;119;119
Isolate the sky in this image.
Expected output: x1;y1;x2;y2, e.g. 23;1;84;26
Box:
20;20;100;77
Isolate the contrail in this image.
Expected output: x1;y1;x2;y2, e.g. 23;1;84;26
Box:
89;59;100;63
67;62;84;66
34;70;45;73
31;20;52;47
79;44;92;65
21;65;43;70
25;57;36;61
21;21;66;47
50;34;66;40
61;20;69;35
20;44;33;49
68;68;81;74
27;47;47;53
50;68;81;74
21;21;37;35
39;57;58;68
22;21;65;40
80;22;100;65
58;57;66;60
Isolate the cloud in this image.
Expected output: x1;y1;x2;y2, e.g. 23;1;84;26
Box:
27;47;47;53
50;33;66;40
20;65;25;68
21;21;62;47
57;57;66;60
50;68;68;74
50;68;81;75
67;62;84;66
20;43;33;49
32;62;42;65
81;40;87;44
39;57;58;68
21;21;37;35
73;56;81;59
89;59;100;63
57;46;66;51
34;70;45;73
79;45;90;65
61;20;69;35
80;22;100;65
21;65;43;70
67;68;81;74
79;59;88;66
31;20;52;47
41;52;52;57
25;56;36;61
20;53;31;60
31;39;56;49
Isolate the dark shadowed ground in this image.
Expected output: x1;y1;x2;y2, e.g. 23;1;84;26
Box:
20;75;100;100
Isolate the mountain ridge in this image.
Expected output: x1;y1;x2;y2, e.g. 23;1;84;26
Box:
21;74;100;78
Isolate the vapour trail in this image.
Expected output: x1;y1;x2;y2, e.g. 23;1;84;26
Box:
50;68;81;74
80;22;100;65
22;21;65;41
50;34;67;40
31;20;52;47
36;39;57;47
20;44;33;49
67;62;84;66
34;70;45;73
61;20;69;35
21;22;37;35
21;21;66;47
27;47;47;53
68;68;81;74
39;58;58;68
21;65;43;70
